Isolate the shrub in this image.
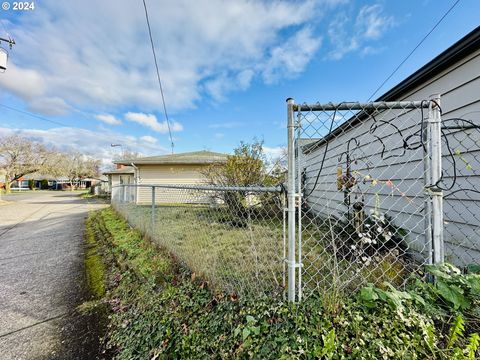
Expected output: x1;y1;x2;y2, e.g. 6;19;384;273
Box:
87;208;479;359
40;179;49;189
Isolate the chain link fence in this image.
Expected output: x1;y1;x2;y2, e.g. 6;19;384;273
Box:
441;117;480;268
112;184;286;298
289;98;480;301
108;96;480;302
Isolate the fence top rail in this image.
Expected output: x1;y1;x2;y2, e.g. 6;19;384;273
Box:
293;100;431;112
113;183;282;193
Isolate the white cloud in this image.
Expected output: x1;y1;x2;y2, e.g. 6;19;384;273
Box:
263;145;287;170
214;133;224;139
327;4;395;60
0;0;329;115
0;63;46;100
208;121;242;129
262;27;322;84
28;97;71;116
263;146;286;159
0;126;168;168
124;112;183;133
356;4;395;40
95;114;122;125
140;135;157;144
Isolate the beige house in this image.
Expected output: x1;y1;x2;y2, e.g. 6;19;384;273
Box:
103;166;135;201
111;150;228;204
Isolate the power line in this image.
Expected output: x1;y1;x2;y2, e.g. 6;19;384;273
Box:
367;0;461;102
0;103;69;127
141;0;174;154
0;103;137;155
0;104;126;147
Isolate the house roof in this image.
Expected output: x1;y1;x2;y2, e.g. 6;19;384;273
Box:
115;150;229;165
103;166;135;175
20;174;60;181
302;25;480;154
377;25;480;102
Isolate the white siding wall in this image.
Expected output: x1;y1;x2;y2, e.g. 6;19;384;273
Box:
136;164;209;204
111;173;135;202
302;48;480;266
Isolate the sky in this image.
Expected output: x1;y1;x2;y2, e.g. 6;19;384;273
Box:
0;0;478;167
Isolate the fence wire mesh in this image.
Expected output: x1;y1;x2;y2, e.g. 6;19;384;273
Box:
294;101;438;299
112;184;286;298
441;117;480;267
108;98;480;302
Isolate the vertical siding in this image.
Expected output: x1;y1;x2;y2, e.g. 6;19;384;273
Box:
302;48;480;265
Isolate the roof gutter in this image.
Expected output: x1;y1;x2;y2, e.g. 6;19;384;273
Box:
131;162;139;204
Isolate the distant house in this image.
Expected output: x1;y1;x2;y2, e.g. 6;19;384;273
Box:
110;150;228;204
9;174;100;190
0;169;5;189
103;166;135;201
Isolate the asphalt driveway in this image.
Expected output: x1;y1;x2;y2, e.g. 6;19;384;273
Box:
0;191;106;359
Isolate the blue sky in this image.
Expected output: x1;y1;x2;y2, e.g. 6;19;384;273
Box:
0;0;478;166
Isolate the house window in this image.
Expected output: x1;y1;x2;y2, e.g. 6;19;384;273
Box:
119;175;132;185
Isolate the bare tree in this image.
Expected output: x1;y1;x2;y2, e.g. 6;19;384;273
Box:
121;150;141;161
53;152;100;190
0;135;55;193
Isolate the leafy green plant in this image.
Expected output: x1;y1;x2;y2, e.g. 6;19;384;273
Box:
466;333;480;359
423;264;480;315
448;315;465;349
86;208;480;359
40;179;49;189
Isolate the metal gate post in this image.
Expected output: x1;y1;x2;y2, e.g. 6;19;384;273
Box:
423;111;433;266
428;94;444;264
151;186;156;234
296;110;303;301
282;192;287;299
287;98;297;302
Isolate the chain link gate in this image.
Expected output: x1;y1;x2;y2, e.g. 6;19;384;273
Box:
107;95;480;303
286;97;447;302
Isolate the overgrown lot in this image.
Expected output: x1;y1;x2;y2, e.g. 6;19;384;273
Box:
115;202;285;296
85;207;479;359
114;202;417;297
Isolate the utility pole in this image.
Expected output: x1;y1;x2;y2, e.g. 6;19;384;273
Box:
0;36;15;72
0;36;14;199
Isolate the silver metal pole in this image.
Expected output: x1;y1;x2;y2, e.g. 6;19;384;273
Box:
282;194;287;300
294;100;430;112
423;107;433;266
429;94;444;264
287;98;297;302
124;183;281;193
296;111;303;301
151;186;156;233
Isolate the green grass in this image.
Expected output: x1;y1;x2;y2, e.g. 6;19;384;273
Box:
113;203;412;299
116;203;285;297
80;192;109;200
84;208;480;359
84;215;106;298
